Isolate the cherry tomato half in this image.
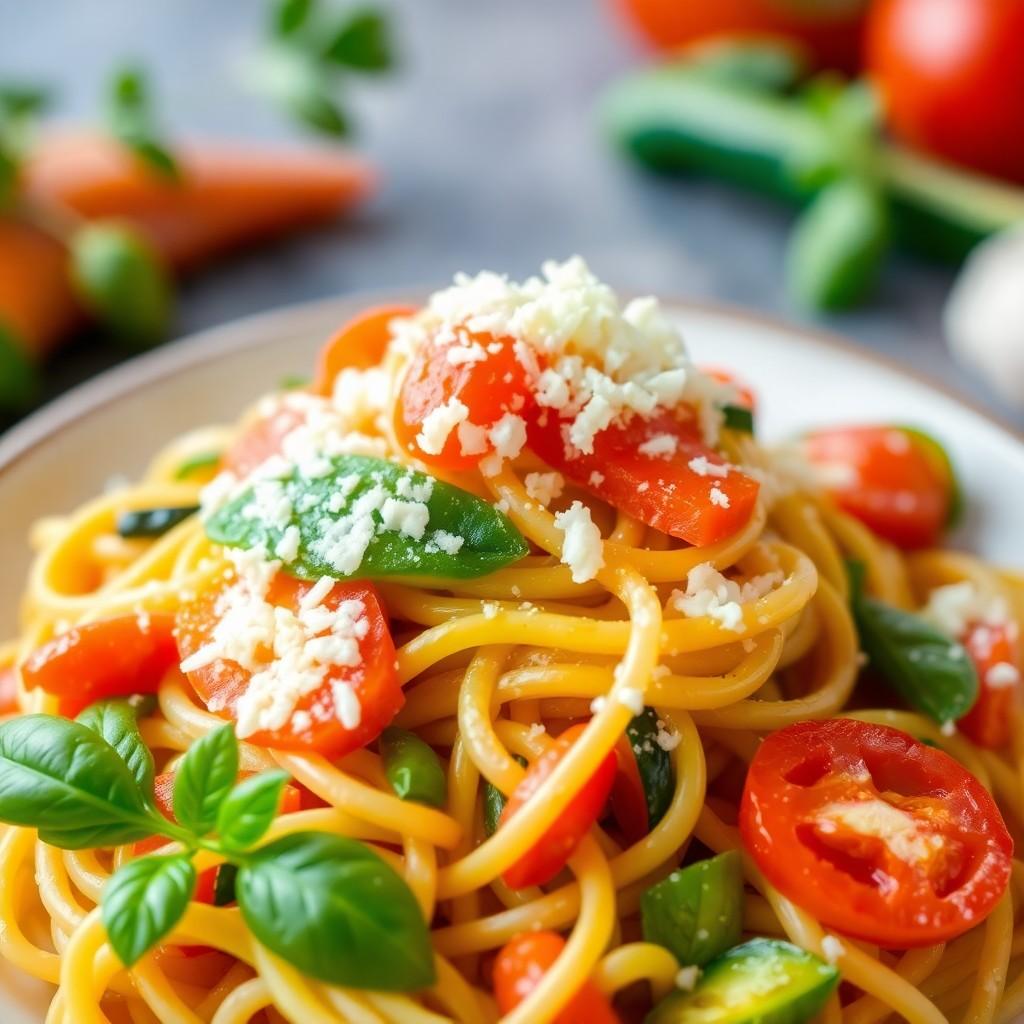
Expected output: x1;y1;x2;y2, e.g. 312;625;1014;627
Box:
313;304;414;396
740;718;1012;947
958;621;1020;749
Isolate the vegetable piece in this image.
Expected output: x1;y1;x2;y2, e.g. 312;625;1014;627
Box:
498;724;617;889
236;831;436;991
322;9;393;71
395;330;534;471
802;425;957;548
722;405;754;434
866;0;1024;184
957;621;1020;749
0;320;41;410
116;504;198;538
646;938;838;1024
848;561;978;726
0;666;18;715
641;851;743;967
176;575;403;757
312;303;414;395
76;699;155;793
21;613;179;718
611;707;674;843
105;65;179;181
527;408;760;548
217;770;292;850
174;451;221;480
494;931;621;1024
205;454;528;581
739;718;1012;947
379;727;447;808
172;724;240;837
482;754;526;837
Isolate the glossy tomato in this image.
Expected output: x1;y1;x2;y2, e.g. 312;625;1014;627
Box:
740;718;1012;947
866;0;1024;183
958;621;1020;749
313;304;414;396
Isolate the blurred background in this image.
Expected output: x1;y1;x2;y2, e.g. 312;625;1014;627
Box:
2;0;1023;430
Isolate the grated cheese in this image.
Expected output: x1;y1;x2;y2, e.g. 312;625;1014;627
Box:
553;501;605;583
638;433;679;459
524;471;565;507
671;563;782;633
416;397;468;456
920;581;1010;638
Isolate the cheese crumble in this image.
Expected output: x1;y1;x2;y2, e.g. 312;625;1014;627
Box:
671;563;783;633
553;501;605;584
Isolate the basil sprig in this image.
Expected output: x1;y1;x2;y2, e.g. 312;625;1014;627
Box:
206;454;528;581
848;561;978;725
0;714;435;989
106;65;179;181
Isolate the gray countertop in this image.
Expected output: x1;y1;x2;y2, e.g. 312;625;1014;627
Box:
3;0;1019;429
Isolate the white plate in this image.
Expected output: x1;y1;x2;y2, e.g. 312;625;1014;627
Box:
1;295;1022;1021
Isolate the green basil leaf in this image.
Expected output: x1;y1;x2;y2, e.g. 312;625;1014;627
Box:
172;724;239;836
322;9;393;72
626;708;674;831
482;754;526;837
106;66;180;182
103;854;196;966
76;700;155;796
722;404;754;434
271;0;315;37
380;728;447;808
174;451;221;480
206;454;529;581
0;715;154;849
0;83;51;120
237;832;436;991
116;505;198;539
217;770;291;852
848;561;978;725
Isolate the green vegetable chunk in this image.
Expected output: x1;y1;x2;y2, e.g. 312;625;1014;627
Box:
646;938;839;1024
117;505;199;538
380;727;447;808
721;405;754;435
848;561;978;725
626;708;674;831
641;850;742;967
206;454;528;581
482;754;526;837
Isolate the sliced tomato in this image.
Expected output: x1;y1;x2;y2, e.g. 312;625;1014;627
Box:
740;718;1012;948
0;666;19;715
958;622;1020;749
802;426;956;549
395;330;534;471
221;401;307;479
702;366;757;410
21;614;179;718
313;304;414;396
176;575;402;757
527;408;759;547
499;723;617;889
610;734;650;845
494;931;621;1023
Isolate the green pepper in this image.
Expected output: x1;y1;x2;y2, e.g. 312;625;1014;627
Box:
117;505;199;539
379;728;447;808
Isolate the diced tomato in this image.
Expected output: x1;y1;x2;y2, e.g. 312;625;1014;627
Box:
702;366;756;410
499;724;617;889
609;735;649;845
527;408;759;548
176;575;402;758
395;330;534;471
740;719;1012;948
221;402;307;479
0;667;19;715
21;614;179;718
313;304;415;396
493;931;621;1024
958;622;1020;749
802;426;957;549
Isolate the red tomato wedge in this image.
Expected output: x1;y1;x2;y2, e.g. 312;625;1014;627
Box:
958;622;1020;749
740;719;1012;948
494;931;621;1024
802;426;957;549
610;735;650;845
0;667;19;716
176;575;402;758
396;330;534;471
21;614;179;718
499;724;617;889
528;408;760;547
313;304;414;396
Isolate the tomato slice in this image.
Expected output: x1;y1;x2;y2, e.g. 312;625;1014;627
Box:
802;426;955;549
958;622;1020;749
395;330;534;471
494;931;621;1024
176;575;402;758
21;614;179;718
702;366;756;411
740;718;1012;948
528;408;759;547
499;723;617;889
313;304;414;396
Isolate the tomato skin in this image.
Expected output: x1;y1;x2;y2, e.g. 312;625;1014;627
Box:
176;576;402;758
958;622;1020;749
740;718;1012;947
499;724;617;889
494;931;621;1024
528;408;760;547
614;0;867;72
313;304;414;396
802;426;952;549
866;0;1024;184
21;614;179;718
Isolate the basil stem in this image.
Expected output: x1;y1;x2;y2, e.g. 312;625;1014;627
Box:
380;727;447;808
117;505;198;538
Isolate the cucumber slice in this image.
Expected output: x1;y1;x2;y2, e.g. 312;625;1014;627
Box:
647;938;839;1024
627;708;674;830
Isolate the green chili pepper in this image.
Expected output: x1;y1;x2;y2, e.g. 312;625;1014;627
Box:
117;505;199;539
379;728;447;808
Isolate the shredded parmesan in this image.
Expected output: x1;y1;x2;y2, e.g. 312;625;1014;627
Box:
553;501;605;584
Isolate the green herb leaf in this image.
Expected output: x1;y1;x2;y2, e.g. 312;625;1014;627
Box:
0;715;154;849
722;404;754;434
483;755;526;837
76;700;155;796
0;83;51;120
117;505;199;539
686;39;806;93
106;66;180;181
206;454;529;581
286;75;350;137
237;832;436;991
380;728;447;808
641;850;743;966
174;452;221;480
625;708;674;831
217;770;291;852
212;862;239;906
271;0;315;37
103;854;196;966
0;322;41;410
172;724;239;837
322;9;393;72
848;561;978;725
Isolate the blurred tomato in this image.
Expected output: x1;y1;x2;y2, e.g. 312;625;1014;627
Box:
866;0;1024;183
613;0;868;72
